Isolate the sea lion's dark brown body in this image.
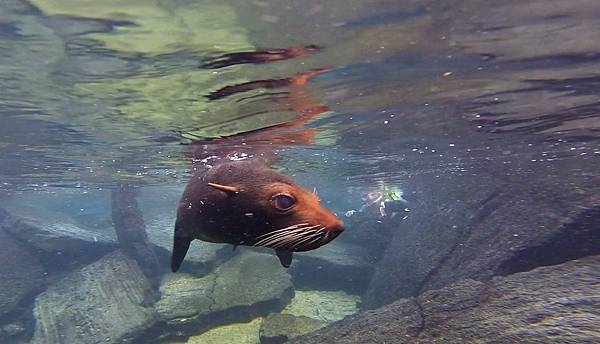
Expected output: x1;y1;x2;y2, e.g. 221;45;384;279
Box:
171;159;344;271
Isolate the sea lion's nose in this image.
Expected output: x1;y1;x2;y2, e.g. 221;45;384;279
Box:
323;212;344;234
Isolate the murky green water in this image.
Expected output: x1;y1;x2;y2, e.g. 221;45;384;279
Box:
1;0;599;343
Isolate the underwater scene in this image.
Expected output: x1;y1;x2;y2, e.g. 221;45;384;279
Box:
1;0;599;343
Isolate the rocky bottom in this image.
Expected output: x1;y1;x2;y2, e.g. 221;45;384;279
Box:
2;244;364;344
291;255;600;344
1;195;598;343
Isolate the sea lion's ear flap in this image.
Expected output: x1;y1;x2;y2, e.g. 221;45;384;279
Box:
275;249;293;268
207;183;240;195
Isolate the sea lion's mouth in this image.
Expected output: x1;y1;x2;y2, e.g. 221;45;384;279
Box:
253;223;341;251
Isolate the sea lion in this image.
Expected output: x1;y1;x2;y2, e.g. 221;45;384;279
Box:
171;159;344;271
172;67;340;271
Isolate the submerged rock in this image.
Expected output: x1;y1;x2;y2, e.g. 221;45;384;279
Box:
0;321;27;340
291;241;373;295
259;314;324;344
154;273;213;323
292;255;600;343
111;183;160;278
0;205;116;257
186;317;263;344
31;251;156;344
365;167;600;308
0;231;45;317
282;290;361;324
155;251;293;337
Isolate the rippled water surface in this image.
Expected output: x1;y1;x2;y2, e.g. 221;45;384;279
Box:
1;0;599;343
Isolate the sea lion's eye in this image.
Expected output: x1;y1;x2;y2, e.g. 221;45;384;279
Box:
271;193;296;212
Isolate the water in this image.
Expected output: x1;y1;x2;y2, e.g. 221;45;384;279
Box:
1;0;599;343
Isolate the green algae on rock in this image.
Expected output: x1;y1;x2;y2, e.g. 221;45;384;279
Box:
282;290;360;323
155;251;294;337
155;272;214;323
186;317;263;344
259;313;325;344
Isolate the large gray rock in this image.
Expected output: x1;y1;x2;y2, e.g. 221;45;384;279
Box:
365;159;600;308
31;251;156;344
291;240;373;295
155;251;294;337
292;255;600;344
110;184;160;278
0;205;116;256
0;230;45;317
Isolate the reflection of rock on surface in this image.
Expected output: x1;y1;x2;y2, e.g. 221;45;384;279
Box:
30;251;155;344
155;251;294;338
291;255;600;343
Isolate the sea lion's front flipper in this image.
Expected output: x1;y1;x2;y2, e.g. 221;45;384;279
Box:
171;235;191;272
275;249;293;268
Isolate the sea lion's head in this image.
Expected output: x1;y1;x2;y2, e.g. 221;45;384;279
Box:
247;181;344;252
203;161;344;251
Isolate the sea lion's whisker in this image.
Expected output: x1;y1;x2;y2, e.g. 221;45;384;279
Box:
260;224;321;244
255;224;307;240
304;234;326;247
255;223;308;240
258;223;317;240
254;224;324;248
254;225;314;245
311;228;327;246
266;230;315;247
290;235;318;249
269;228;321;248
320;230;331;244
269;223;309;234
302;227;326;245
290;227;324;249
255;228;305;244
263;235;302;247
254;227;313;246
257;232;307;247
